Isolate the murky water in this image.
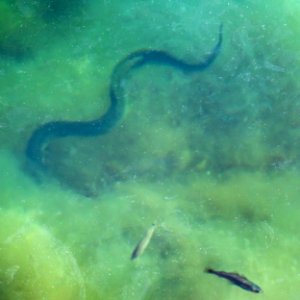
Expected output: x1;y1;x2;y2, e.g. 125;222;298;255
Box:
0;1;300;299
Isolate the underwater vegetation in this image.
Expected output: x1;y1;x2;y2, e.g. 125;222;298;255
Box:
0;1;41;59
0;0;300;299
1;153;300;299
0;0;88;60
0;210;85;300
40;0;88;20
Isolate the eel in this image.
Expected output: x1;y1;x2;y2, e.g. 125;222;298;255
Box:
25;25;223;169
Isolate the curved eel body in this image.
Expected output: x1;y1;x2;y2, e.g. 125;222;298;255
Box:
25;25;223;168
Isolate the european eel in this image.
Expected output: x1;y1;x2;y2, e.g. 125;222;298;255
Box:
25;25;223;168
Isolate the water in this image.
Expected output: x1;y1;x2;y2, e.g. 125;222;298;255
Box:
0;0;300;299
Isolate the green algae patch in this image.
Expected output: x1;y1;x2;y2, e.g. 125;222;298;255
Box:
0;210;86;300
0;1;43;59
1;0;300;299
1;150;300;299
110;171;300;300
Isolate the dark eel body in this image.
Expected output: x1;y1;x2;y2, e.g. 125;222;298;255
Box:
26;25;223;168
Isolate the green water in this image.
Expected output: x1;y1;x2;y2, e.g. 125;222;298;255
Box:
1;0;300;299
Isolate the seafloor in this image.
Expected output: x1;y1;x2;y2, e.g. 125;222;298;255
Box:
0;0;300;299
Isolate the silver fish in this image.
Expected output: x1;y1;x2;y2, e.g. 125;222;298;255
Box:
131;224;156;260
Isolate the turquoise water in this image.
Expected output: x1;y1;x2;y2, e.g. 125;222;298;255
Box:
1;0;300;299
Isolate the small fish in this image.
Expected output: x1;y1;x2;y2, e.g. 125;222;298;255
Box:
205;268;262;293
131;224;156;260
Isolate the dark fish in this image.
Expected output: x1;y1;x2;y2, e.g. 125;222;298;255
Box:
205;268;262;293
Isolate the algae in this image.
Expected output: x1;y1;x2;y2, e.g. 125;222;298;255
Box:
0;210;85;300
0;0;300;299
